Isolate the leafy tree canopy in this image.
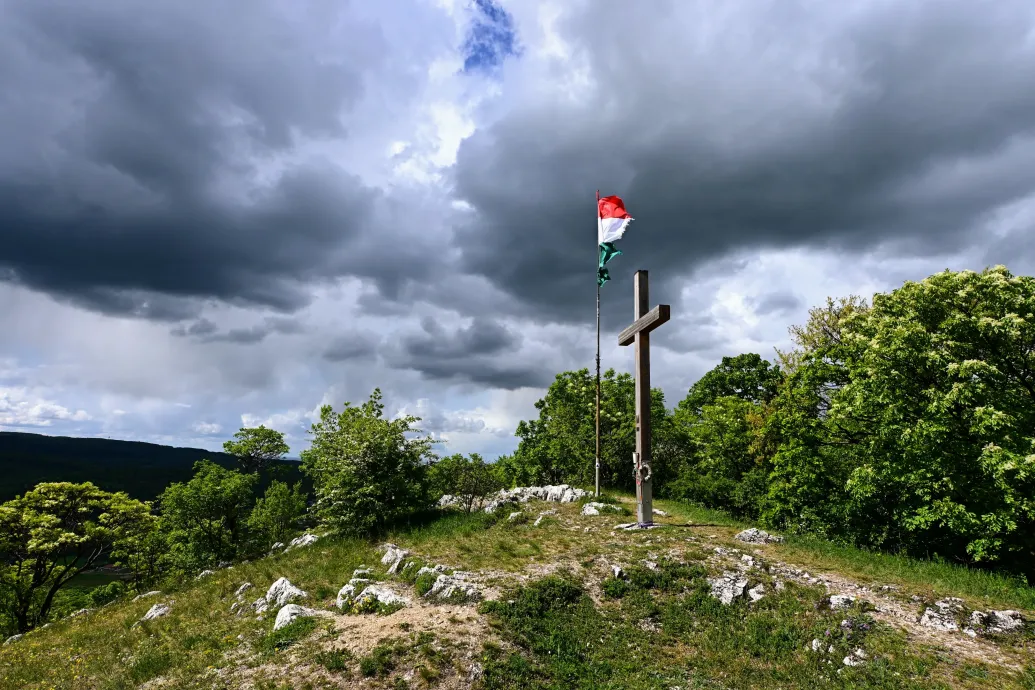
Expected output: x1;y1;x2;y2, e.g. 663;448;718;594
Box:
223;426;290;475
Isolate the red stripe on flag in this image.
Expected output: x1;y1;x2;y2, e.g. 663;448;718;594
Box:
598;195;631;220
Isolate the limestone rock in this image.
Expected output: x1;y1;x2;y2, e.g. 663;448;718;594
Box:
378;543;410;574
810;638;822;652
968;610;1026;635
336;578;373;608
843;649;867;667
734;528;784;544
3;635;22;645
69;608;92;618
747;584;766;602
352;568;372;579
233;582;253;599
708;572;748;605
353;584;411;609
652;509;668;517
483;485;591;513
425;574;482;603
829;594;856;610
919;598;966;631
507;511;523;521
140;603;171;622
611;565;625;579
581;502;621;516
254;577;307;614
273;604;320;631
269;542;285;553
286;533;319;551
196;570;214;580
133;591;161;602
533;510;557;527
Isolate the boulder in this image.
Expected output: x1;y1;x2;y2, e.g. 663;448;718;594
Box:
507;511;523;521
968;610;1026;635
273;604;321;631
233;582;253;599
132;591;162;602
581;502;621;516
341;584;411;610
140;603;171;622
734;528;784;544
378;543;410;574
254;577;308;614
843;649;867;667
286;533;319;551
352;568;372;579
3;635;22;645
69;608;92;618
336;578;373;608
195;570;214;580
708;572;748;605
747;584;766;602
919;598;966;631
829;594;856;610
269;542;285;553
425;574;482;603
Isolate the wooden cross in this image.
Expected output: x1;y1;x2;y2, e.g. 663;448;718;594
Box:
618;270;670;526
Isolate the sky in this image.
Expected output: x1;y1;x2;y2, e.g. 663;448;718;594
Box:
3;0;1035;459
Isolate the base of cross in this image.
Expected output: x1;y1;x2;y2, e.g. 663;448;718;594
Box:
614;522;660;531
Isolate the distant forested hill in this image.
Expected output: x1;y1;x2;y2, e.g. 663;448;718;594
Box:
0;431;306;502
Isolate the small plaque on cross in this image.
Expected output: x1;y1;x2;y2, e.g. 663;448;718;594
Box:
618;270;670;526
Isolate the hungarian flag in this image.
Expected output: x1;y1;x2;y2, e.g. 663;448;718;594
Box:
597;193;632;286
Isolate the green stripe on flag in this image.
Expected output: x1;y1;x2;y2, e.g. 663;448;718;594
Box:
597;242;622;286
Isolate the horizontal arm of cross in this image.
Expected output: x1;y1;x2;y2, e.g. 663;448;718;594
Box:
618;304;670;346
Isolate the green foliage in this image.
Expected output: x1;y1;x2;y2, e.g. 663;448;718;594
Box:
222;425;290;475
258;616;317;654
301;389;435;535
158;460;258;572
360;643;397;677
247;480;307;551
428;453;502;511
677;353;783;416
315;648;352;673
0;482;152;634
766;267;1035;576
504;368;685;492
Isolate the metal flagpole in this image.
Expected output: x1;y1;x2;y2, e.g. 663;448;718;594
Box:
595;190;602;498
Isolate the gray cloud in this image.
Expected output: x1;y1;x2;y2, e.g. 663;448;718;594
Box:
748;291;803;317
323;335;378;363
450;1;1035;326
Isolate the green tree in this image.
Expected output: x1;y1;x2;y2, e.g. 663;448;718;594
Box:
508;368;675;492
429;453;503;512
0;482;151;633
158;461;258;572
223;425;290;474
247;480;307;550
300;389;435;534
676;353;783;417
765;267;1035;577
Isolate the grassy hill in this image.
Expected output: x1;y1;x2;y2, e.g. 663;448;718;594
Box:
2;496;1032;689
0;431;306;502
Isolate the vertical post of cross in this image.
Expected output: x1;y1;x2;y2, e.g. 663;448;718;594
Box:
617;270;670;527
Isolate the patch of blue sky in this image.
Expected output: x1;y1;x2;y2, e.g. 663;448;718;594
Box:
461;0;519;74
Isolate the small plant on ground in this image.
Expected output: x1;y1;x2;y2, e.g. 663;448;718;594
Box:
315;648;352;674
258;617;318;654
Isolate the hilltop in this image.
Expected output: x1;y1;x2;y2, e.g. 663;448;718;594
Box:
2;491;1032;689
0;431;305;502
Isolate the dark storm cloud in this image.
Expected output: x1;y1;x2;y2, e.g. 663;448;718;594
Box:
323;335;378;362
384;316;546;389
451;0;1035;326
0;0;443;319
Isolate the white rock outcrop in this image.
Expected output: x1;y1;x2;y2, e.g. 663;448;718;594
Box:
273;604;323;631
734;528;784;544
286;533;319;551
968;609;1026;635
708;572;748;605
4;635;22;645
378;543;410;574
829;594;856;610
336;577;373;608
919;598;966;631
339;582;410;610
253;577;307;614
195;570;214;580
132;591;161;602
424;573;482;603
140;603;171;622
480;485;590;513
581;502;622;516
747;584;766;602
233;582;253;599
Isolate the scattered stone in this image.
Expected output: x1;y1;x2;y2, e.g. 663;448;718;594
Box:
774;580;786;592
734;528;784;544
843;649;867;667
230;602;241;614
378;543;410;574
133;591;161;602
652;509;668;517
273;604;321;631
810;639;822;652
612;565;625;579
140;603;171;622
708;572;748;605
741;555;755;567
425;574;482;603
533;510;557;527
469;662;484;681
269;542;285;553
195;570;215;580
748;584;766;602
507;511;523;521
829;594;856;610
4;635;22;645
217;561;232;569
233;583;253;599
353;568;372;578
582;502;622;516
69;608;92;618
417;565;448;577
919;598;966;632
286;533;319;550
642;559;659;571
